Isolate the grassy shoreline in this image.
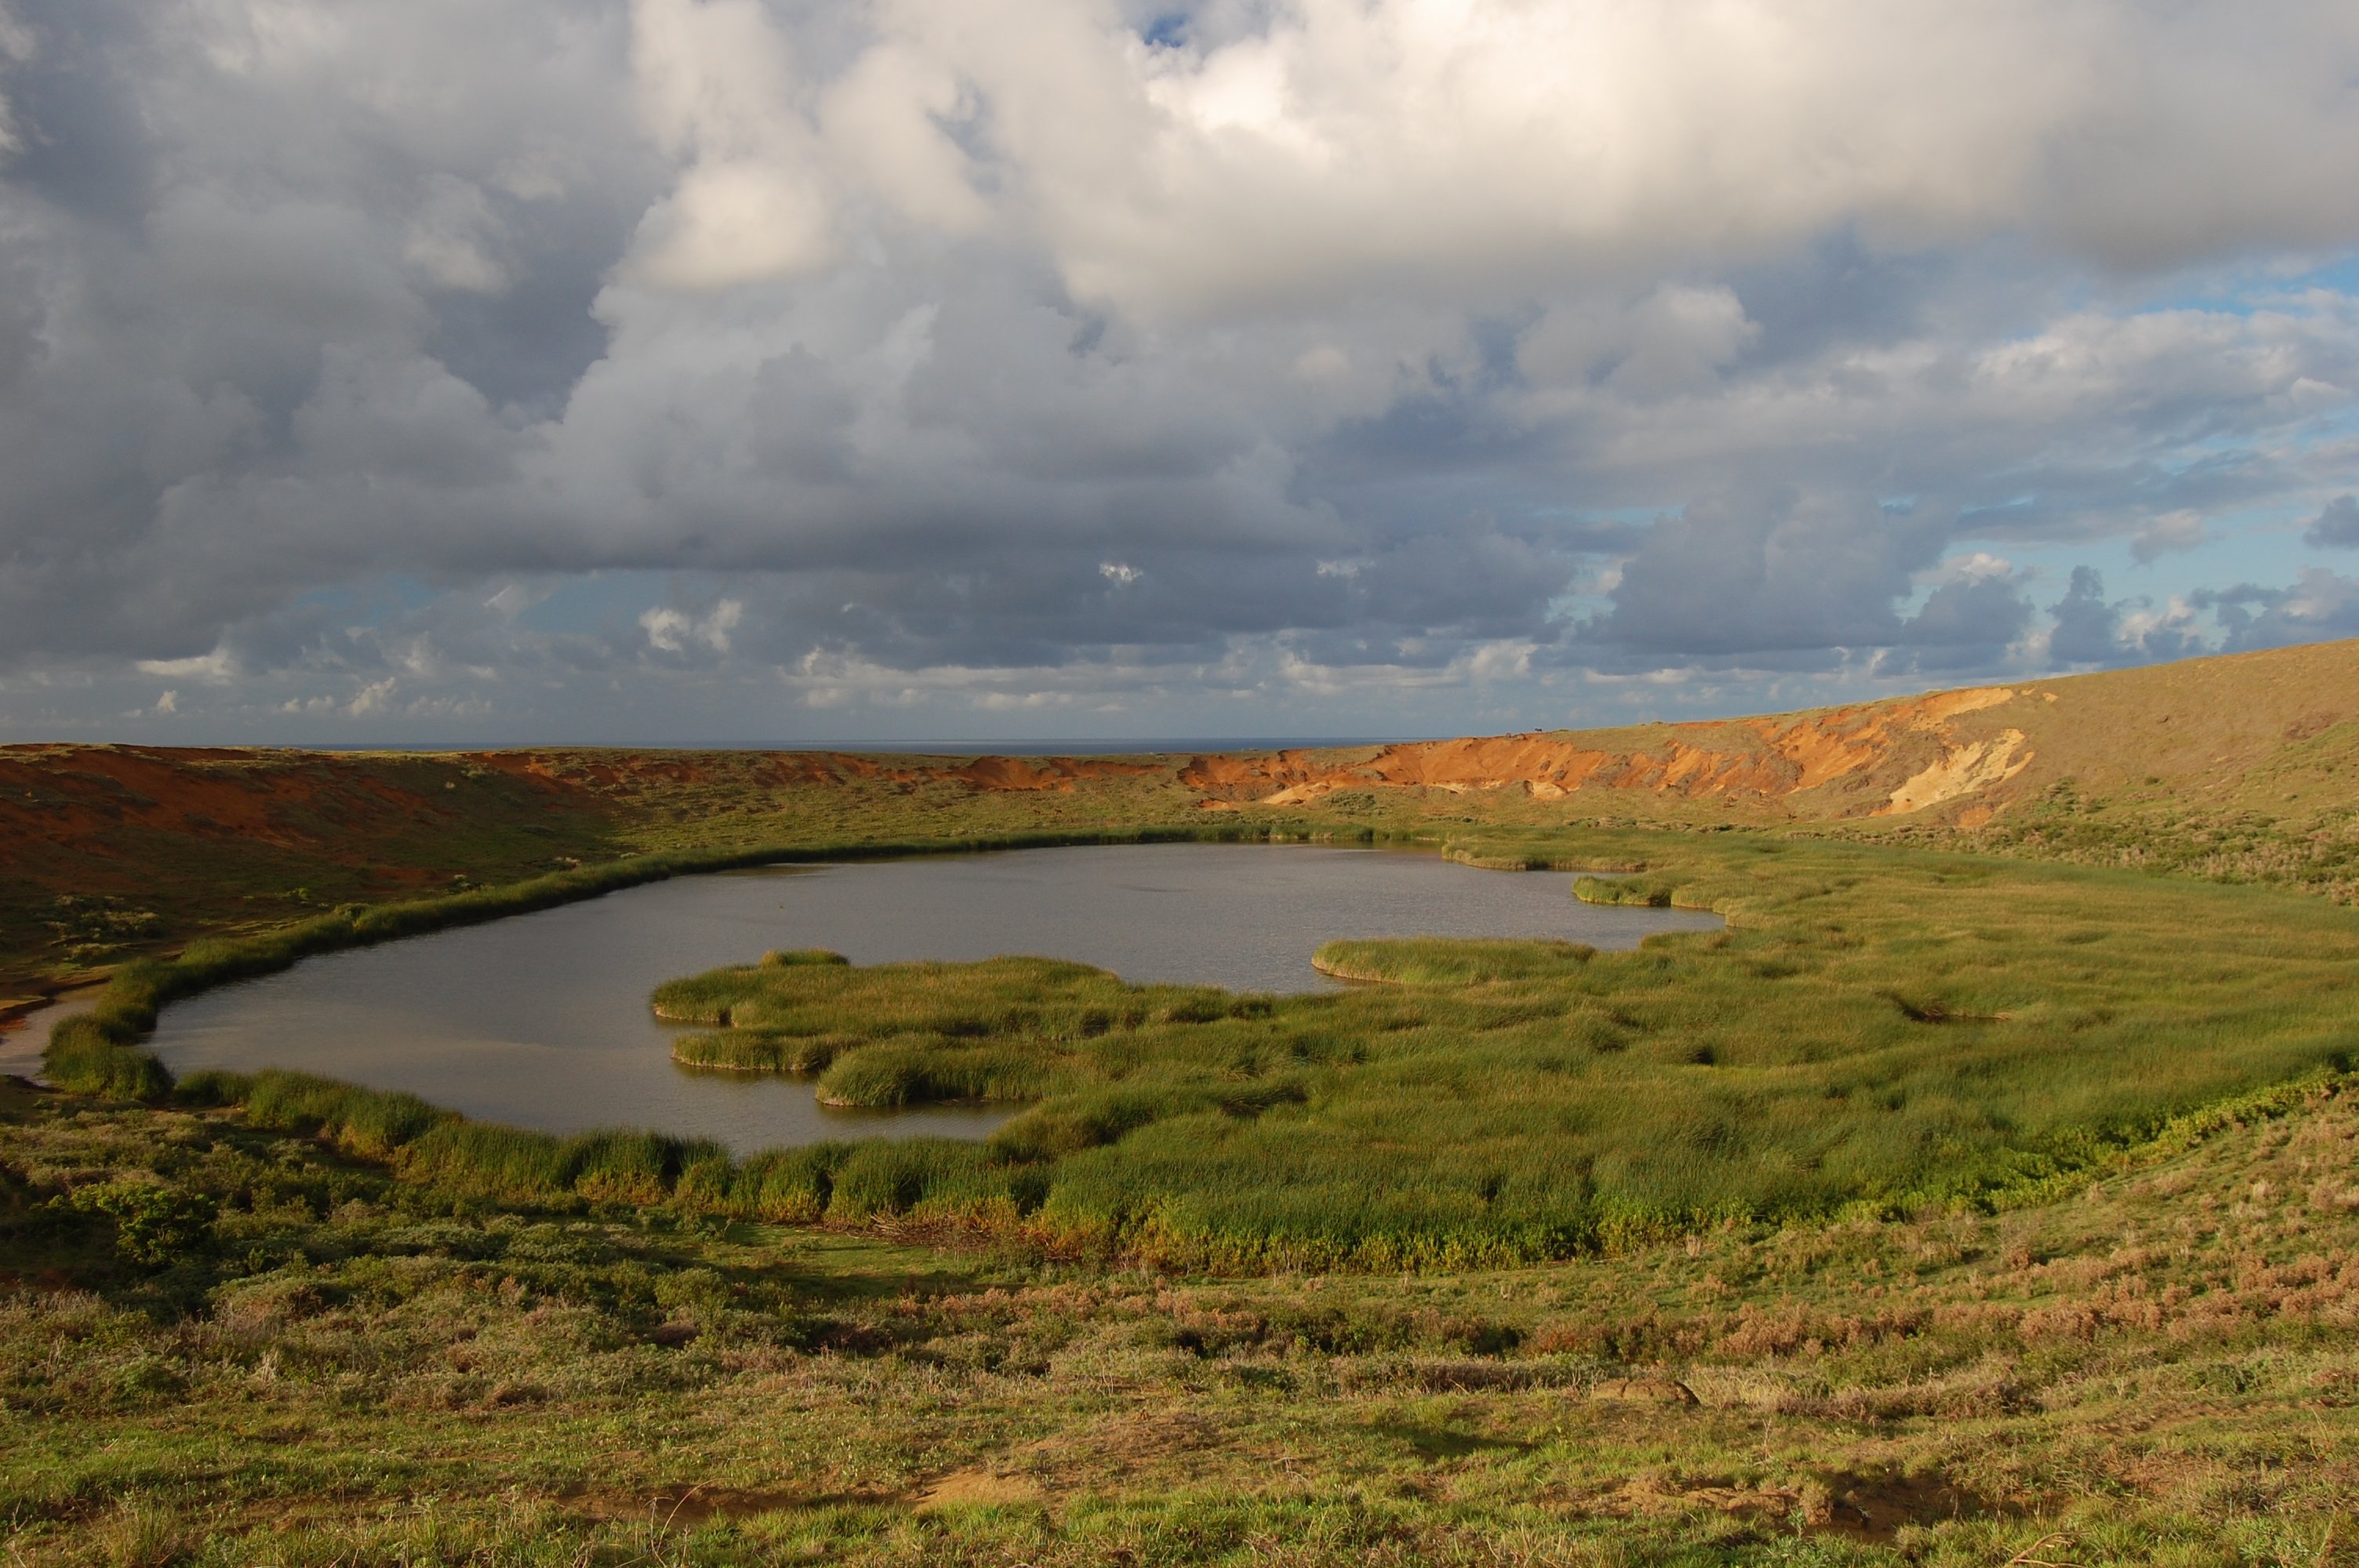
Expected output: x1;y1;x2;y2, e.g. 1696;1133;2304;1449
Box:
42;819;2359;1276
37;823;1321;1099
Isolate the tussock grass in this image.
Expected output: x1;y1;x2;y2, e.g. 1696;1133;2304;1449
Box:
654;955;1281;1109
40;819;2359;1275
9;1066;2359;1563
1312;936;1596;984
636;831;2359;1270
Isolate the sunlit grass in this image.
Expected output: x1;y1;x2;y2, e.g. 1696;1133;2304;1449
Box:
634;831;2359;1268
45;822;2359;1270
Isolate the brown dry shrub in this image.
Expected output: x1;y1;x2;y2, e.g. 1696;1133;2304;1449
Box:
1714;1299;1932;1359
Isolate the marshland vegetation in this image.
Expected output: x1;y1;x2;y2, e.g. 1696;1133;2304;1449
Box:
45;824;2359;1271
14;644;2359;1563
621;829;2359;1270
7;1054;2359;1564
104;842;1696;1149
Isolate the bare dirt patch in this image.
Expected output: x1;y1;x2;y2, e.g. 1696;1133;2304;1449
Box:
911;1471;1047;1511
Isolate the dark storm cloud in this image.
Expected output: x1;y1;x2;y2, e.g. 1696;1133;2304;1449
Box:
2048;567;2209;668
2;0;2358;739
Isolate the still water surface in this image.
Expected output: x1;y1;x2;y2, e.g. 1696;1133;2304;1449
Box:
146;844;1720;1152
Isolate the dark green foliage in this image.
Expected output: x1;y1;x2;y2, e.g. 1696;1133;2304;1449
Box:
674;1142;848;1221
1572;873;1678;907
40;1015;170;1098
39;894;161;965
65;1181;218;1268
825;1138;1034;1222
392;1123;727;1207
671;1029;855;1074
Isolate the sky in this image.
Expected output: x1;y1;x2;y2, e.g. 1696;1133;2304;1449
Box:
2;0;2358;746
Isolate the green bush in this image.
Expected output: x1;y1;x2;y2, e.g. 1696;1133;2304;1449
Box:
67;1181;218;1268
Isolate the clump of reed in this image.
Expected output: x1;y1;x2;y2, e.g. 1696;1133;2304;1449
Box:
653;954;1285;1109
760;948;850;967
1312;937;1595;984
670;1030;855;1075
1572;874;1679;908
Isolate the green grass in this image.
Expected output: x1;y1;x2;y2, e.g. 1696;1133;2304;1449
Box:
18;645;2359;1561
1312;936;1600;984
624;830;2359;1270
5;1068;2359;1565
55;825;2359;1274
656;953;1277;1106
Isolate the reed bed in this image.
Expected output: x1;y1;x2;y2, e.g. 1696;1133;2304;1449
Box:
43;825;2359;1269
628;831;2359;1268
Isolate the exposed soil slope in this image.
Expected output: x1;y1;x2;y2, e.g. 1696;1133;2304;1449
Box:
0;745;1190;993
1181;639;2359;826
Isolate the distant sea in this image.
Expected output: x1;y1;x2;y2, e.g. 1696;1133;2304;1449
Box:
303;736;1427;756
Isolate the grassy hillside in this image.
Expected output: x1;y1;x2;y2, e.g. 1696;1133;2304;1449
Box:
5;1069;2357;1564
0;747;1215;996
9;643;2359;1563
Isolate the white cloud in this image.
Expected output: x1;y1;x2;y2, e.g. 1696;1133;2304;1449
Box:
2131;510;2205;563
904;0;2359;317
136;648;238;684
403;175;511;294
347;677;397;715
1524;285;1761;397
0;2;31;158
1935;553;2017;585
640;598;743;655
626;0;834;289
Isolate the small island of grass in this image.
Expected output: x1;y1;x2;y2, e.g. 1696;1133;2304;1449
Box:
645;830;2359;1271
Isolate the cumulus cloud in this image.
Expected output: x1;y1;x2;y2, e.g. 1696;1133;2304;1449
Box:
0;5;32;158
2131;510;2205;564
1583;492;1944;662
2048;567;2208;669
1;0;2357;740
2307;495;2359;548
626;0;834;289
2201;567;2359;650
641;598;742;656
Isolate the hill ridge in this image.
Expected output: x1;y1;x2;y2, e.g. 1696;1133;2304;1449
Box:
4;637;2357;991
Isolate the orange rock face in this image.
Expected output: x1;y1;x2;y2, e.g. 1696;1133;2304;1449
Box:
1176;686;2030;819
